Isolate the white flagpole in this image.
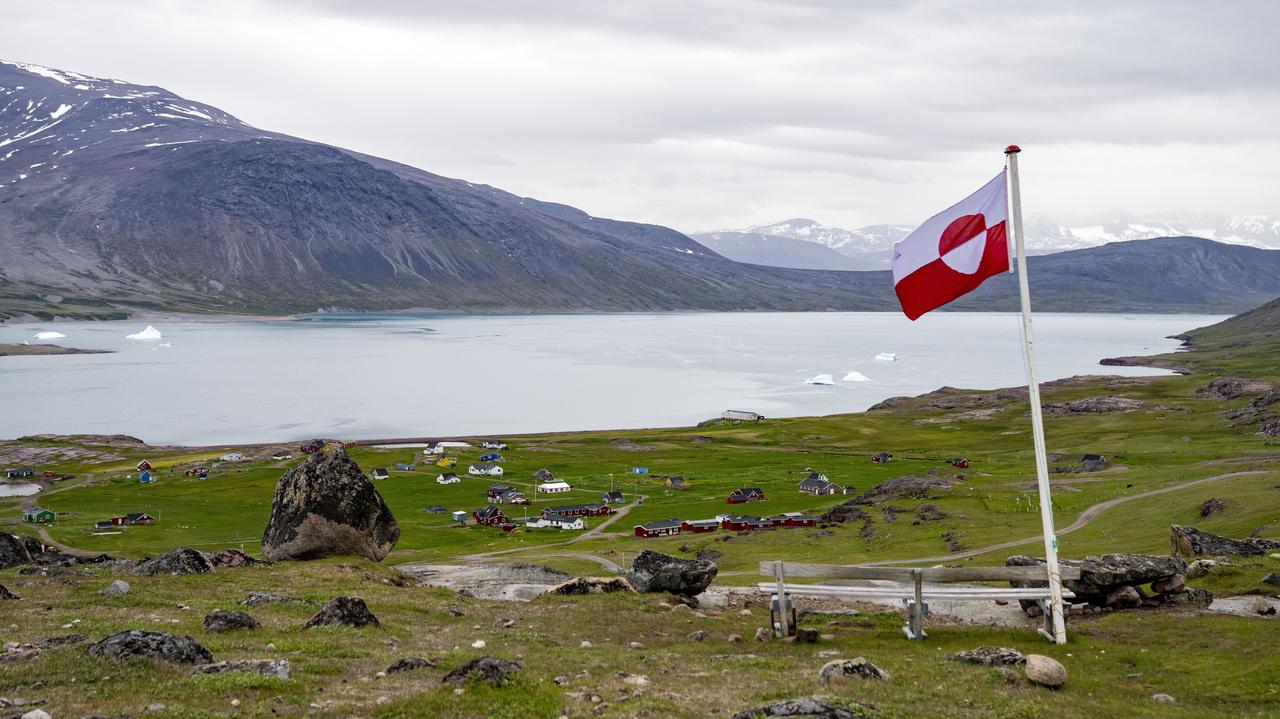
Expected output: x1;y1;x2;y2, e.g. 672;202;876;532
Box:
1004;145;1067;644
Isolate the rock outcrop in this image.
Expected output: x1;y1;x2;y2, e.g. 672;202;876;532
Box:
1170;525;1280;558
1008;553;1200;609
0;533;38;569
208;549;269;568
548;577;635;595
261;449;399;562
731;697;870;719
203;609;261;633
86;630;213;665
848;475;955;506
0;584;19;600
442;656;521;686
192;659;290;680
944;646;1026;666
817;658;890;684
1044;397;1144;415
626;550;717;597
134;547;214;576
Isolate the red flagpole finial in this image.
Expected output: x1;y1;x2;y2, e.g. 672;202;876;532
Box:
1004;145;1022;154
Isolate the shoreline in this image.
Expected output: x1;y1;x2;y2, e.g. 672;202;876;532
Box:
0;342;112;357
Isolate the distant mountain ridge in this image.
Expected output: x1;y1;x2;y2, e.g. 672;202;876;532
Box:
2;59;1280;320
698;214;1280;270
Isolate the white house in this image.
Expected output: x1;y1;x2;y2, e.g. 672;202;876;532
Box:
468;462;504;477
370;467;390;480
536;480;572;494
526;512;584;530
481;440;508;450
436;472;461;485
422;443;445;456
220;452;244;462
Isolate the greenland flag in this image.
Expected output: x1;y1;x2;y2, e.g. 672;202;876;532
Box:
892;171;1010;320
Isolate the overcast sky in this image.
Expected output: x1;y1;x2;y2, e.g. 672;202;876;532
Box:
3;0;1277;231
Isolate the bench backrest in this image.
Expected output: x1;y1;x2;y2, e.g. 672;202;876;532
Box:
758;561;1081;582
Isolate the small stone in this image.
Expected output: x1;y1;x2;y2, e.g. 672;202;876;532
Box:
730;698;865;719
738;608;752;616
1251;597;1276;616
472;640;486;649
387;657;434;673
818;657;891;684
103;580;130;597
1104;585;1142;609
303;597;379;629
580;640;593;648
203;609;260;633
375;696;390;706
1024;654;1068;688
554;675;569;685
192;659;291;680
231;698;241;708
628;641;644;649
945;646;1026;666
794;628;819;643
147;703;166;712
1152;693;1177;704
687;630;705;642
727;633;743;643
442;656;520;687
1261;572;1280;586
453;687;464;695
20;710;52;719
754;627;771;642
1151;574;1185;594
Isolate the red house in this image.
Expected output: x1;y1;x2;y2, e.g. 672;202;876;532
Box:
473;506;508;526
726;487;766;504
136;460;153;472
541;503;614;518
781;514;818;527
951;458;971;469
872;452;893;463
634;519;683;538
721;515;772;531
680;519;719;534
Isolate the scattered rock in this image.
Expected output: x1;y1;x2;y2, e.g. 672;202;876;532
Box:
1199;498;1226;518
1105;585;1143;609
818;502;870;524
240;591;308;606
203;609;261;633
1151;693;1177;704
1044;396;1144;415
1186;559;1217;578
303;597;380;629
1252;597;1277;616
1259;417;1280;437
192;659;291;680
37;634;87;648
208;548;270;568
1024;654;1067;688
1161;587;1213;606
817;658;890;684
85;630;213;665
944;646;1026;666
387;656;435;673
754;627;771;642
134;547;214;576
20;710;52;719
1008;553;1187;605
441;656;520;687
696;550;723;563
1151;575;1185;594
794;628;820;643
103;579;130;597
731;697;870;719
728;633;743;643
847;476;955;506
916;504;948;521
626;550;718;597
1198;376;1273;400
1171;525;1280;557
548;576;635;595
688;630;706;642
0;533;36;570
0;584;19;600
261;448;400;562
1262;572;1280;586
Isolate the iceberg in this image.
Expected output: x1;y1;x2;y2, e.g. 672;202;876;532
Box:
126;325;163;341
874;352;897;362
805;373;834;385
33;331;66;340
842;371;871;382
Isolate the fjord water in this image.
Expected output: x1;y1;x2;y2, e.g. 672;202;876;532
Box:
0;312;1221;446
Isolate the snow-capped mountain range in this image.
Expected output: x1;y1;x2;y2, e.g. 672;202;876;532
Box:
696;214;1280;270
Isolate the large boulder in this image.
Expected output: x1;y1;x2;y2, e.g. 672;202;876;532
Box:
1007;553;1187;605
0;533;34;569
626;550;717;596
732;697;870;719
261;448;399;562
134;547;214;576
944;646;1025;666
86;630;213;665
817;658;890;684
203;609;261;633
192;659;290;680
442;656;520;686
1170;525;1280;558
1024;654;1067;688
303;596;380;629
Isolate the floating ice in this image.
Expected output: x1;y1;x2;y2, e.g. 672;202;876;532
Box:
842;371;871;382
33;331;66;340
874;352;897;362
805;374;834;385
126;325;163;341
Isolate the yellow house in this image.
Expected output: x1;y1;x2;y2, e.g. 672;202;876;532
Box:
435;456;457;469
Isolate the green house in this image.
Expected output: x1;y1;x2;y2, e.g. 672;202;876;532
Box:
23;507;55;523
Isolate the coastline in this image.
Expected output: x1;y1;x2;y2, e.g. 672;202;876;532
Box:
0;342;111;357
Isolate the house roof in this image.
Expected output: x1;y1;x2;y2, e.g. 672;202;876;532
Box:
603;491;624;500
798;477;830;489
475;506;504;518
1082;453;1106;461
538;481;571;489
637;519;684;531
545;503;602;513
25;507;51;515
472;462;500;470
806;472;828;481
682;519;718;527
541;512;579;523
667;476;689;485
125;512;151;520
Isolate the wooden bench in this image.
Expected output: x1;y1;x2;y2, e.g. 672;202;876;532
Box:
758;561;1081;642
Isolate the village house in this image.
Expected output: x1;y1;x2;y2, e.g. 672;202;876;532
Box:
536;480;572;494
872;452;893;463
541;503;612;518
487;485;528;504
136;460;153;472
1081;453;1110;471
481;440;508;450
395;463;415;472
183;466;209;478
726;487;766;504
666;476;691;490
22;507;55;523
436;456;458;468
526;512;585;530
436;472;461;485
110;512;155;526
300;439;326;454
93;520;116;530
680;519;719;533
271;451;294;460
721;409;764;422
601;490;625;504
370;467;390;480
479;452;503;462
798;472;848;496
950;457;971;469
532;468;555;482
473;506;508;526
721;515;774;531
5;468;34;479
469;461;503;477
138;470;155;484
220;452;245;462
634;519;684;538
422;442;445;456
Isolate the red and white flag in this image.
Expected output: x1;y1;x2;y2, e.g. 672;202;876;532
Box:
892;171;1010;320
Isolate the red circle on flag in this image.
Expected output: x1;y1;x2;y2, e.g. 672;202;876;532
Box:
938;213;987;256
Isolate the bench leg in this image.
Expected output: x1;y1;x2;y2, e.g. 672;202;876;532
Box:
901;599;928;640
771;593;796;638
1035;599;1056;643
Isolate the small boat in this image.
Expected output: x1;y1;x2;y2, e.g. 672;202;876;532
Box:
874;352;897;362
805;374;834;385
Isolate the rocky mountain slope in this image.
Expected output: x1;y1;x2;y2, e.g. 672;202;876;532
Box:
3;60;1280;319
687;230;871;270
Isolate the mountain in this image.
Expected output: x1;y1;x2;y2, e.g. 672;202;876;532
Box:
0;60;902;319
707;214;1280;271
3;60;1280;320
688;230;873;270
